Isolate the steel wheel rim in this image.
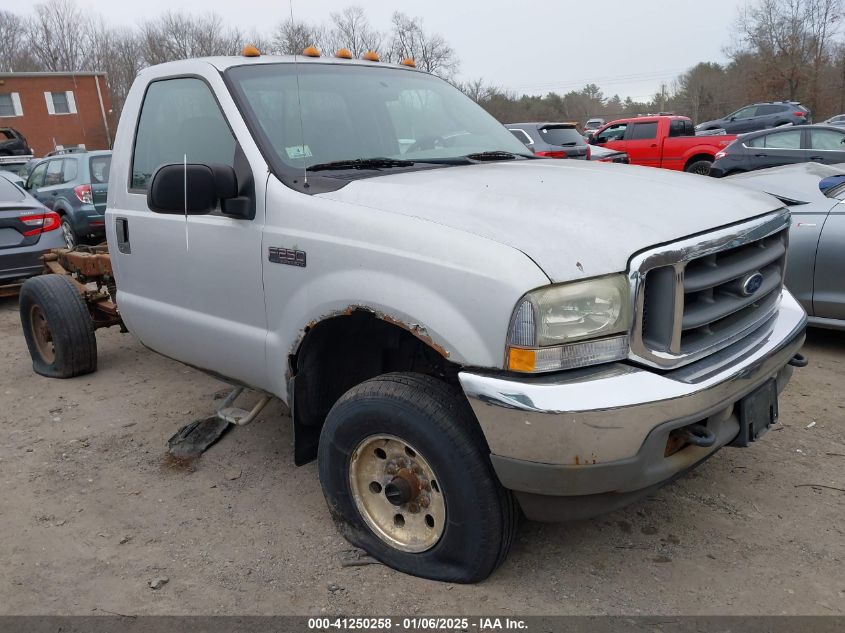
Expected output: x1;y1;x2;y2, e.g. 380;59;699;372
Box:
349;434;446;553
61;221;75;248
29;304;55;363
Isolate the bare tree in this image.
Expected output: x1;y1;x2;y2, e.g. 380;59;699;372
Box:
733;0;843;107
0;10;41;72
457;78;499;103
86;19;144;115
140;12;243;66
26;0;92;71
387;12;458;79
322;7;382;57
272;19;322;55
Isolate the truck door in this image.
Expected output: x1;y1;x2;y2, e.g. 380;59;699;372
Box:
621;121;660;168
594;122;629;157
107;76;268;389
813;201;845;321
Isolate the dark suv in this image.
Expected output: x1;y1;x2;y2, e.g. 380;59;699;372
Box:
25;150;111;248
695;102;811;134
0;128;32;156
506;122;590;158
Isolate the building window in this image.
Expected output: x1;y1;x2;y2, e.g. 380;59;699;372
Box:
0;92;23;117
44;91;77;115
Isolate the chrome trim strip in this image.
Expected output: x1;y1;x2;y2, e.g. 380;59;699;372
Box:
627;209;790;369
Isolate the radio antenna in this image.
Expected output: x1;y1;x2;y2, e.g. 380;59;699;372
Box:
289;0;308;187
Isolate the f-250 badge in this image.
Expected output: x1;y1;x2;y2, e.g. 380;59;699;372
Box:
268;247;306;268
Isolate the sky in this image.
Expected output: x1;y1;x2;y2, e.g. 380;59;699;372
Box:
6;0;746;99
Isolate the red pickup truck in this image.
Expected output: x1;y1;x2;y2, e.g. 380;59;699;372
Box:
590;116;735;175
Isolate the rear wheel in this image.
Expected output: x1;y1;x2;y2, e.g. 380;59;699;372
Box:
685;159;713;176
318;372;518;583
60;217;77;249
19;274;97;378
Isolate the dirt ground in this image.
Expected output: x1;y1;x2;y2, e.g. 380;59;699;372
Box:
1;295;843;616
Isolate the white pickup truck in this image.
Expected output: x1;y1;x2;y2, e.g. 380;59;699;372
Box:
19;50;807;583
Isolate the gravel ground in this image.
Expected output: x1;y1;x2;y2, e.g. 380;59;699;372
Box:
1;295;843;616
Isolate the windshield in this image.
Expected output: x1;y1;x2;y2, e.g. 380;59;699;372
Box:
226;63;529;173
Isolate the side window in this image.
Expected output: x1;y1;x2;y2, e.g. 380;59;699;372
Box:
62;158;78;183
28;162;47;189
758;130;802;149
755;105;782;116
131;78;236;191
669;120;683;137
629;122;658;140
509;129;533;146
733;106;757;119
596;123;627;143
45;160;64;186
809;129;845;151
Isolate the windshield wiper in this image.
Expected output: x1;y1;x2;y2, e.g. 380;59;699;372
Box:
307;157;415;172
464;151;533;161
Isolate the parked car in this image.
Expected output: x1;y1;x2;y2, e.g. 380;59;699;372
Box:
506;122;590;158
709;124;845;177
727;162;845;329
19;52;807;583
0;170;26;188
0;128;33;156
588;143;629;163
590;115;735;174
25;150;111;248
0;173;64;284
822;114;845;127
0;155;36;178
583;118;605;137
696;102;811;134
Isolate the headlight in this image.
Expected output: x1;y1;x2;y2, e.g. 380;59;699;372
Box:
506;275;631;373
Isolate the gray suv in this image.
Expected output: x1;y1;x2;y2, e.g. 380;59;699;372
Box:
696;102;811;134
25;150;111;248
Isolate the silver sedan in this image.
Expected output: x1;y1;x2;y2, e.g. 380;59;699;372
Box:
728;162;845;330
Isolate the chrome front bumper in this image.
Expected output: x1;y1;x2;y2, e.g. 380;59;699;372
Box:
459;290;807;517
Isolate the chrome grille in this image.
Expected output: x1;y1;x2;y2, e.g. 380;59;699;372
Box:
629;210;790;369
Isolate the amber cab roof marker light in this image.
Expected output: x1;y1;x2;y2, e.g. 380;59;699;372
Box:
362;50;380;62
335;48;353;59
400;58;417;68
302;46;321;57
241;44;261;57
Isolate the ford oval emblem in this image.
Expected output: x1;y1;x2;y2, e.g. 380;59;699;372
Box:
741;272;764;296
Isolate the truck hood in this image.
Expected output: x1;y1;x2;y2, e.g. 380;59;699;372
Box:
318;160;783;282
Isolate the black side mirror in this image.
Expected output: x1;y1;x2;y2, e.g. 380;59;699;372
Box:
147;163;252;219
729;116;737;122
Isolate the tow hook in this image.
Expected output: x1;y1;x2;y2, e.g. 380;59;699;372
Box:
789;353;808;368
680;423;717;448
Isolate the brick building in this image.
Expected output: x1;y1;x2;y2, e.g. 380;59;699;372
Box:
0;72;113;156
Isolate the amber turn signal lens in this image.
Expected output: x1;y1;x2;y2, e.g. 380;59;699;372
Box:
336;48;353;59
400;58;417;68
362;50;380;62
241;44;261;57
507;348;536;373
302;46;321;57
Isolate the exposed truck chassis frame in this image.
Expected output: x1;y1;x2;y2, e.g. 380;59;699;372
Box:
36;246;124;331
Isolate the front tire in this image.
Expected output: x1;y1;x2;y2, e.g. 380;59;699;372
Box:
685;159;712;176
318;372;518;583
19;274;97;378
